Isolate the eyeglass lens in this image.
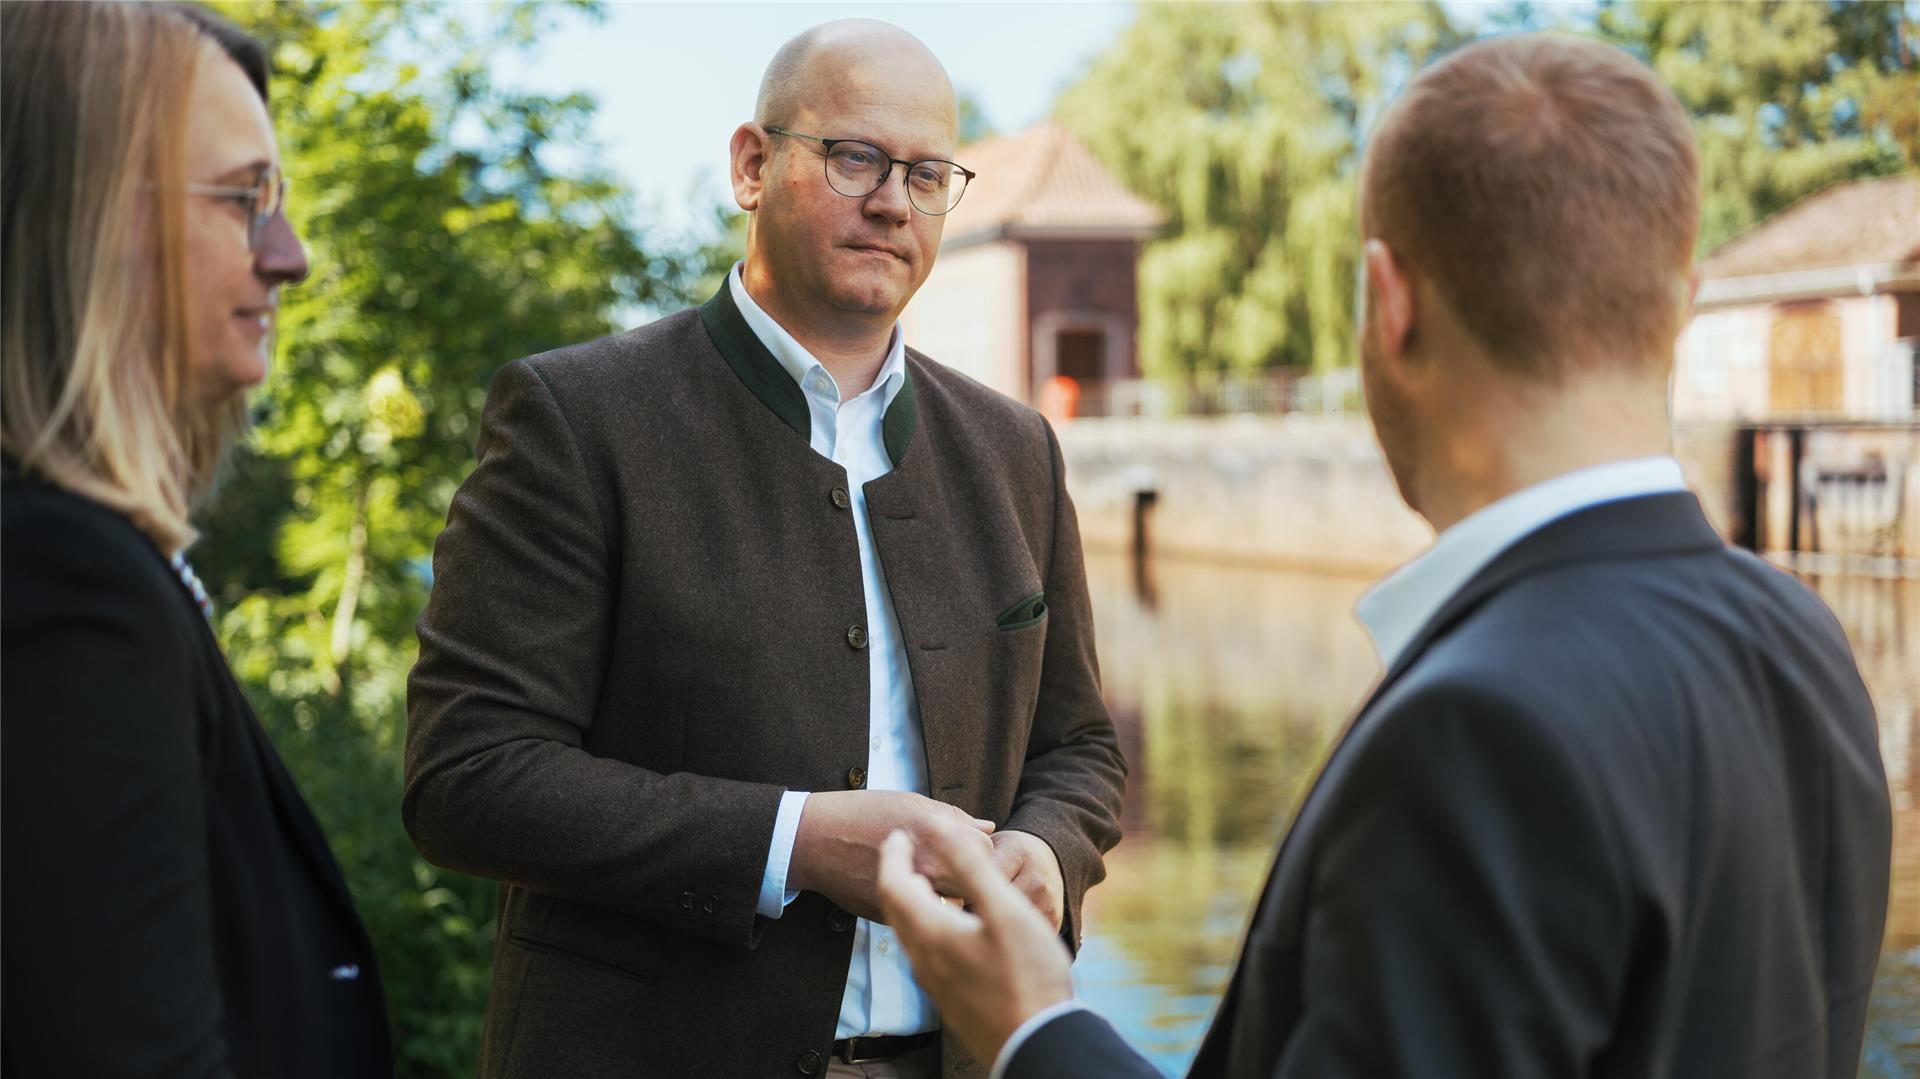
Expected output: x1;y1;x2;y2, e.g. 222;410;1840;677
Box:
249;170;286;248
823;143;967;215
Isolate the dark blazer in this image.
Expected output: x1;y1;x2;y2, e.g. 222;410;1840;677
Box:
1008;492;1891;1079
404;284;1128;1078
1;472;392;1078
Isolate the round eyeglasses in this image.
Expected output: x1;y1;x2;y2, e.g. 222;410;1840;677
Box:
181;165;287;251
766;127;975;216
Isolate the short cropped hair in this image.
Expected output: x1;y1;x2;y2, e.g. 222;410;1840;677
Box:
1361;34;1699;377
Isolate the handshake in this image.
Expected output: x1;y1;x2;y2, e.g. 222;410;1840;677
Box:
789;789;1066;932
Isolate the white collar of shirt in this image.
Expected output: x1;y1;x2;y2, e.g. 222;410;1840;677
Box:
729;261;906;411
1355;456;1688;669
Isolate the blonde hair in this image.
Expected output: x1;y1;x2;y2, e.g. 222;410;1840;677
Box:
1361;34;1700;377
2;1;251;554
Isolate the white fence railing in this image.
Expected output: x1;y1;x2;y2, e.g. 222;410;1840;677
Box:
1063;369;1363;419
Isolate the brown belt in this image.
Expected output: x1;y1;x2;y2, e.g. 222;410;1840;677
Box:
832;1031;939;1064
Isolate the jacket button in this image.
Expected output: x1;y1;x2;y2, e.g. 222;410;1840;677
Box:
796;1049;824;1075
702;895;719;914
679;891;696;910
830;487;851;510
846;767;867;790
846;625;868;650
828;907;855;932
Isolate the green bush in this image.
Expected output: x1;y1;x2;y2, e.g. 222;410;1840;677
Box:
193;3;693;1074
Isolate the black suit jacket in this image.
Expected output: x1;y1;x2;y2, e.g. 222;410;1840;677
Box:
1;473;393;1078
1009;492;1890;1079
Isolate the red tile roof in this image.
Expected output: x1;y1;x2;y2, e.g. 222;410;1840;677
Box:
942;123;1165;246
1701;174;1920;280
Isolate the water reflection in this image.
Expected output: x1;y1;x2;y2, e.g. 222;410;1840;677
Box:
1074;553;1919;1078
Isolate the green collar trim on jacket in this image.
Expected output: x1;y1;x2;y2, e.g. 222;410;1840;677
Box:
881;362;917;468
698;282;810;442
697;282;919;468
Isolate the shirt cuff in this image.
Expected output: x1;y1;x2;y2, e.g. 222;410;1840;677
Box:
988;999;1090;1079
756;790;810;919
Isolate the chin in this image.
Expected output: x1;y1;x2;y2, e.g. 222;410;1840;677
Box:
829;282;905;318
201;355;267;401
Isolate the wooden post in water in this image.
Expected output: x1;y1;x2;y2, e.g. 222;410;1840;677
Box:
1733;425;1759;552
1131;488;1159;609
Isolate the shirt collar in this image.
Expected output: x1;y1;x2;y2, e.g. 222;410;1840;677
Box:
1355;456;1688;668
728;261;906;409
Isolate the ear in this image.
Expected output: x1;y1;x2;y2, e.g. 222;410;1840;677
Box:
1363;239;1416;361
729;123;770;213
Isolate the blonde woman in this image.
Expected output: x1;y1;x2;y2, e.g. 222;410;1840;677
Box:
2;4;392;1074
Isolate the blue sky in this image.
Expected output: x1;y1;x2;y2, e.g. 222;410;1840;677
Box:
484;1;1561;241
486;2;1140;239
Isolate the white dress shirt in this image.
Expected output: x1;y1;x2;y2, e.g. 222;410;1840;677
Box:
989;456;1690;1077
1354;456;1688;667
731;264;939;1038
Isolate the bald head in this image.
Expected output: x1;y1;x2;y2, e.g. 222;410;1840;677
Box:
755;19;955;134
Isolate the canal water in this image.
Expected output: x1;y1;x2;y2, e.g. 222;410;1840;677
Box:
1070;552;1919;1078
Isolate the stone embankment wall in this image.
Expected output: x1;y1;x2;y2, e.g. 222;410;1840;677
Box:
1056;415;1920;575
1057;415;1431;576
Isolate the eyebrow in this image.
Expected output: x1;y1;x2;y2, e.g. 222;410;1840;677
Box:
838;136;957;163
210;158;273;184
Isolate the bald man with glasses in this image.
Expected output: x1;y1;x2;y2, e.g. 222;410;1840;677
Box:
404;20;1126;1079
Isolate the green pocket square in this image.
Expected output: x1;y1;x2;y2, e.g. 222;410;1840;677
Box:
996;591;1048;630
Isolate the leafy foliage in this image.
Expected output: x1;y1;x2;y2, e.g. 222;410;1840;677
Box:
1597;0;1918;253
1056;0;1915;377
192;3;690;1074
1054;2;1458;375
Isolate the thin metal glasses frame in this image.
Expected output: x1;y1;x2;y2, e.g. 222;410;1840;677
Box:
179;166;287;250
765;126;976;216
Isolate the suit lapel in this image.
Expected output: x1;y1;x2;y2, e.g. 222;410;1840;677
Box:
243;716;368;927
1190;491;1724;1075
1363;491;1723;712
193;612;372;933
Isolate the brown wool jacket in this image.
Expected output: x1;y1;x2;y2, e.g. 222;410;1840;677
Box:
404;284;1128;1078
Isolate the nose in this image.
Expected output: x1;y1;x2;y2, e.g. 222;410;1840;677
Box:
862;161;913;227
253;211;309;287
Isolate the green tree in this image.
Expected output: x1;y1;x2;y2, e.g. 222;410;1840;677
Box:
1597;0;1919;254
957;89;997;146
690;199;749;301
1054;3;1458;376
192;3;689;1074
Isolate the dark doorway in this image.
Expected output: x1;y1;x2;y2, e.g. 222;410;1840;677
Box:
1056;329;1106;382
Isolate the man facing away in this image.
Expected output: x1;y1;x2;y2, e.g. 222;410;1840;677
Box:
404;20;1126;1079
877;32;1892;1079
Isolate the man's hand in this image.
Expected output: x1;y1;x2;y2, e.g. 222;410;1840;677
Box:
789;790;995;922
989;830;1066;931
876;824;1074;1066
